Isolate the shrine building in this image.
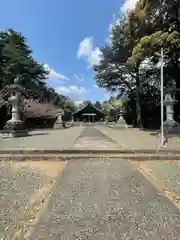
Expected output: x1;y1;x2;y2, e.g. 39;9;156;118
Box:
72;102;106;122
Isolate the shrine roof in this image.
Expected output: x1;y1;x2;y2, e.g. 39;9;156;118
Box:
73;102;106;115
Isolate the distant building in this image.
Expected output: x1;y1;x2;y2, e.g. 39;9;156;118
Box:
72;102;106;122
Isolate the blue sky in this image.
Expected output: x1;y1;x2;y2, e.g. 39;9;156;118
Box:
0;0;135;104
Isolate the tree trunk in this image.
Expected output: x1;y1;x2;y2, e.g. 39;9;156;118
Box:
135;70;143;129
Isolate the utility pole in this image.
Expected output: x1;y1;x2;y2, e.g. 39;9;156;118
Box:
160;47;164;146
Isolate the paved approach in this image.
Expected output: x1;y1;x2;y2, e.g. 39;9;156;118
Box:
30;159;180;239
0;125;180;151
0;126;85;150
74;126;121;149
97;126;180;150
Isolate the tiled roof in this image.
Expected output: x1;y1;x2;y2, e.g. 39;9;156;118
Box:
73;102;106;115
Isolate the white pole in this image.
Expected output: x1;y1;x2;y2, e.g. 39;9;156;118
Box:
160;47;164;146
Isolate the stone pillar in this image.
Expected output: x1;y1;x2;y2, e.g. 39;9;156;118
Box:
2;77;28;137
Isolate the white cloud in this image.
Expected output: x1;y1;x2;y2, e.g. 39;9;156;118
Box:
44;64;69;81
55;85;89;101
56;85;86;94
77;38;93;57
75;100;83;106
77;37;102;67
74;74;85;82
121;0;138;12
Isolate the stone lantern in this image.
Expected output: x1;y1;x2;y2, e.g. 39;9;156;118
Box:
2;77;28;137
53;109;64;129
163;80;180;134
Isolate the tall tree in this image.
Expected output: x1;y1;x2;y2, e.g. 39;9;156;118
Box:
93;17;143;126
123;8;150;128
128;0;180;118
0;29;49;99
94;18;133;96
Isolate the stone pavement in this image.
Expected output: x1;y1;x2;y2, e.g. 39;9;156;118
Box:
74;126;121;150
30;159;180;239
97;126;180;150
0;126;85;150
0;125;180;151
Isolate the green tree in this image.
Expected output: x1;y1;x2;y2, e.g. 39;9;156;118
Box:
127;0;180;120
0;29;49;99
61;98;76;121
93;17;143;126
107;98;123;122
0;28;79;125
94;101;102;110
94;2;171;128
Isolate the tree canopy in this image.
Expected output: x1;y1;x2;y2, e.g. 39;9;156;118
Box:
93;0;180;128
0;29;75;119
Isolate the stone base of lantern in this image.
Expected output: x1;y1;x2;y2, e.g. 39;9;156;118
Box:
53;122;64;129
163;119;180;135
53;117;64;129
2;119;28;138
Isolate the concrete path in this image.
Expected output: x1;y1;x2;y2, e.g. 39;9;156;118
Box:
74;126;121;150
0;126;85;150
30;159;180;239
97;126;180;150
0;125;180;151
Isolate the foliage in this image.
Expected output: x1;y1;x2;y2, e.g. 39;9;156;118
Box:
128;0;180;88
93;19;133;96
105;97;122;121
94;101;102;110
0;29;48;95
61;98;76;121
93;0;180;129
93;17;144;127
0;29;76;121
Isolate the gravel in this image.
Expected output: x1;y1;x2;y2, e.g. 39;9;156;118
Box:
0;161;65;240
30;158;180;240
